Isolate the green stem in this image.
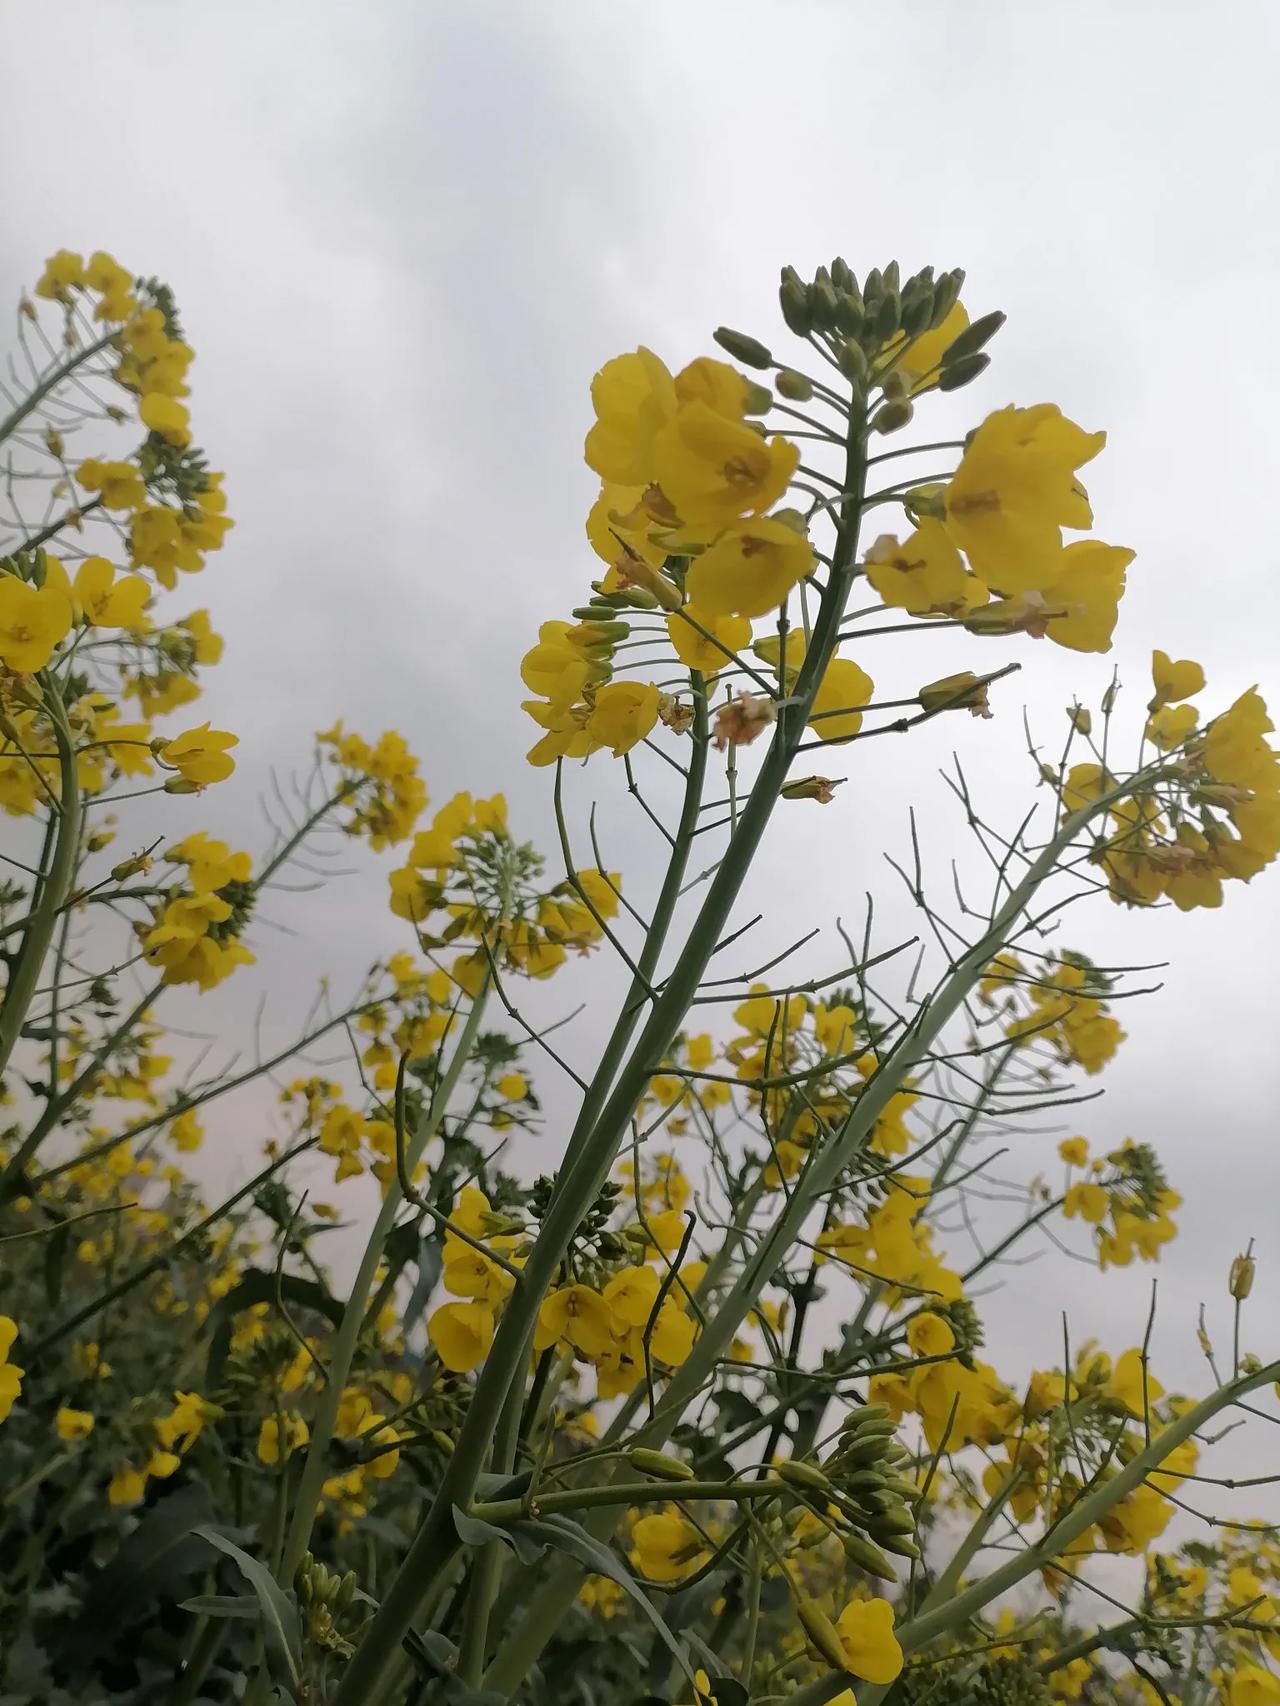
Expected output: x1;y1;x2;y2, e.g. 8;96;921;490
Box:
0;688;80;1081
336;456;869;1706
0;328;117;447
279;981;491;1579
471;1476;789;1525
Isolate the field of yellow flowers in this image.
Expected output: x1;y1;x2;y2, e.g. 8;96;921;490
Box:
1;247;1278;1706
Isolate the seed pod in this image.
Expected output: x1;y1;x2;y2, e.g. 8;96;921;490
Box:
778;1460;832;1493
842;1531;898;1579
627;1448;695;1482
798;1598;850;1672
775;369;813;402
1230;1252;1256;1300
942;309;1006;364
714;326;773;370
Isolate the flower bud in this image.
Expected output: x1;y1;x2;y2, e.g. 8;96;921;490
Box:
812;278;839;331
774;369;813;403
163;777;200;795
628;1448;695;1482
777;1460;832;1492
837;341;869;384
839;1402;891;1432
876;1532;921;1559
930;269;965;326
871;399;913;435
798;1598;850;1671
874;292;901;341
779;269;813;337
899;284;935;338
942;309;1006;364
1229;1251;1256;1301
1069;706;1092;734
835;291;865;337
937;352;991;392
743;381;773;416
830;257;854;293
842;1531;897;1580
713;326;773;370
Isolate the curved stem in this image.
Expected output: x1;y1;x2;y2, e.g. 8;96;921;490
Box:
0;685;80;1081
279;982;491;1579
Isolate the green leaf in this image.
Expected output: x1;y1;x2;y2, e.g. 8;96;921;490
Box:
465;1512;699;1693
403;1629;509;1706
73;1483;217;1659
452;1505;549;1567
178;1592;259;1620
194;1526;303;1700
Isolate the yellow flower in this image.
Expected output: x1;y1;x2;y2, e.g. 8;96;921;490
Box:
970;541;1132;654
585;681;660;756
942;403;1106;592
428;1301;495;1373
0;1318;24;1423
603;1265;661;1329
1150;649;1205;709
684;517;814;619
35;249;86;300
1146;703;1198;750
160;723;239;786
673;356;750;419
1231;1665;1280;1706
906;1312;955;1358
257;1412;310;1464
496;1072;526;1100
809;655;874;743
1058;1137;1089;1167
835;1597;904;1684
139;393;192;447
0;576;74;672
584;348;677;484
666;606;751;675
55;1406;95;1441
653;404;798;530
73;556;150;628
537;1285;615;1357
108;1465;148;1506
1107;1347;1164;1417
77;457;147;510
631;1510;707;1582
1063;1181;1109;1224
865;523;988;617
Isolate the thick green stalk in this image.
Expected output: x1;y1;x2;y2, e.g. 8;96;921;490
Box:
0;693;80;1080
279;983;491;1579
790;1356;1280;1706
334;419;870;1706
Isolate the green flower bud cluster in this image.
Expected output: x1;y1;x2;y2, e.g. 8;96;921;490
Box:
527;1173;629;1267
775;1403;922;1572
206;877;255;942
1105;1139;1170;1219
295;1551;369;1659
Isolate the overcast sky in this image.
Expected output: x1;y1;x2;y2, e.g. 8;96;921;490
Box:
4;1;1279;1422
